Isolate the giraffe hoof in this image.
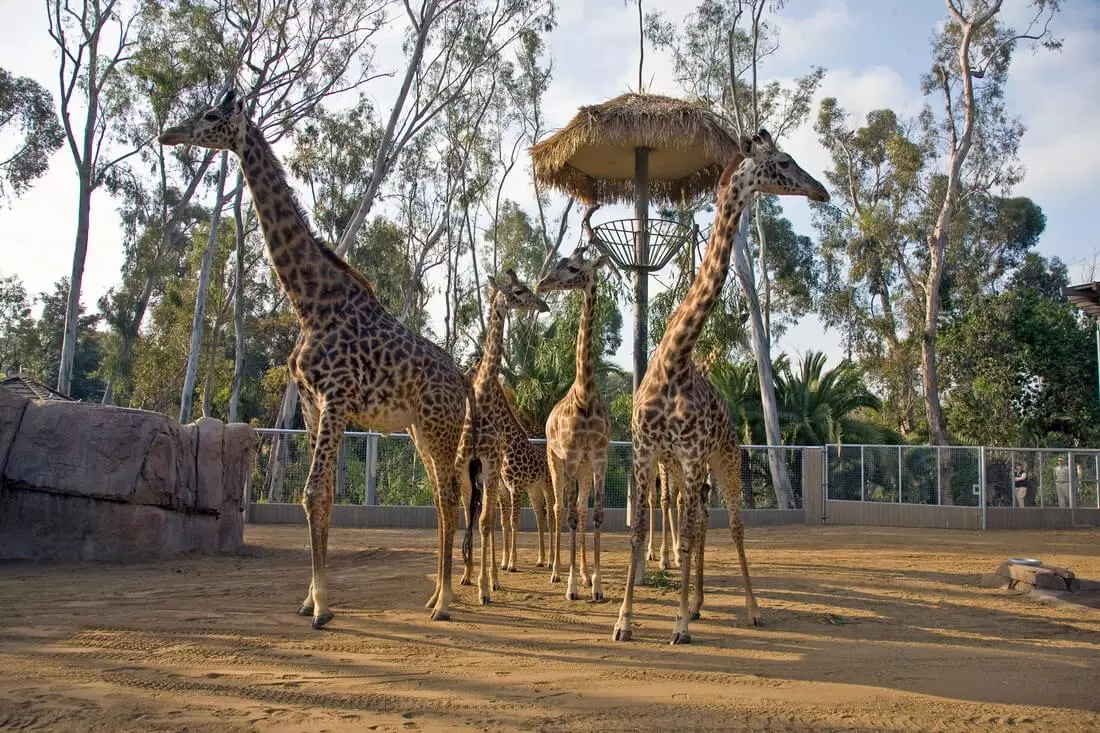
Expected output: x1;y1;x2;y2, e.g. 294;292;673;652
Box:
480;595;491;605
749;616;761;627
507;566;517;573
429;610;451;622
535;561;545;568
311;611;334;630
658;560;670;571
612;625;632;642
297;604;313;617
592;591;604;602
670;632;691;645
459;576;472;586
690;611;701;621
566;592;578;601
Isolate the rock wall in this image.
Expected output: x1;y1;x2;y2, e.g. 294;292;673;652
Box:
0;387;253;561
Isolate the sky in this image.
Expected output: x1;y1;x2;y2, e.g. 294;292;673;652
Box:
1;0;1099;373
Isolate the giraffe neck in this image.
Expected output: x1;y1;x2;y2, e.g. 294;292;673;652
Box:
658;175;751;369
573;280;599;404
476;293;508;387
237;123;372;319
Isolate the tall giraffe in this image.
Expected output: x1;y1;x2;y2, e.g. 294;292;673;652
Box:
536;245;614;602
159;89;483;629
458;270;549;601
613;129;829;644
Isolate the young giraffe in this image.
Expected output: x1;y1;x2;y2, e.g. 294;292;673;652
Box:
496;382;555;572
458;270;549;602
536;245;614;602
459;360;554;572
159;89;483;629
613;129;829;644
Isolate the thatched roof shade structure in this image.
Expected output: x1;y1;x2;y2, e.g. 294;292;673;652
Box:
530;92;742;206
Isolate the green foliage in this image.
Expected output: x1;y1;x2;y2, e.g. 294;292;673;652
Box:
0;68;64;202
6;278;105;401
709;351;895;446
941;254;1100;447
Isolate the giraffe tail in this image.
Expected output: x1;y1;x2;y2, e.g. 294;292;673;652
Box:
461;388;482;567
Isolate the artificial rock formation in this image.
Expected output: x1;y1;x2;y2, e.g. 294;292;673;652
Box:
0;387;252;561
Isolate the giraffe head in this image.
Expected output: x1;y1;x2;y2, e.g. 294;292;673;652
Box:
535;245;612;293
159;89;247;153
487;269;550;313
725;129;829;203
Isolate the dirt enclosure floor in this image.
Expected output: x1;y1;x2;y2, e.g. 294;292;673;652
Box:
1;524;1098;732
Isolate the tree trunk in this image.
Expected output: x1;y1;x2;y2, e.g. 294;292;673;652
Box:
730;211;795;508
179;151;230;425
200;307;225;418
57;177;92;395
228;175;247;423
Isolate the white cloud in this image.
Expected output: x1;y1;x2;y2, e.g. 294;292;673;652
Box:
1006;21;1100;204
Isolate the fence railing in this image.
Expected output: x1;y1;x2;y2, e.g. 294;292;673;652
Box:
251;428;805;510
825;444;1100;510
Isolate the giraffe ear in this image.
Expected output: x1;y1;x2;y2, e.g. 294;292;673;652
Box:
218;88;237;112
757;128;774;148
487;275;499;290
737;135;754;158
504;267;519;283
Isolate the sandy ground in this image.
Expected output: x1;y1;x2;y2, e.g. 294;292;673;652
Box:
0;523;1098;732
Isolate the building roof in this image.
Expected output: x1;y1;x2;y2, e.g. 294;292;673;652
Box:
0;374;76;402
1061;282;1100;320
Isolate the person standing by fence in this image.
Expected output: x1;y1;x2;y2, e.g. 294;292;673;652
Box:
1053;456;1072;508
1014;464;1028;507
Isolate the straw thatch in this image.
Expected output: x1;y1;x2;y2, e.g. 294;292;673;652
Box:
530;92;742;206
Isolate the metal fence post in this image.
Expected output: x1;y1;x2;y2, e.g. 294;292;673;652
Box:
364;433;379;505
979;445;987;530
1038;451;1044;508
936;446;942;505
898;445;903;503
860;445;866;502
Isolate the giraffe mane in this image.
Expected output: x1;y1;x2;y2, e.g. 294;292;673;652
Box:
249;123;379;300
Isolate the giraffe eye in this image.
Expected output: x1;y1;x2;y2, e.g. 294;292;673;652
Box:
203;112;219;122
567;265;580;273
778;160;791;169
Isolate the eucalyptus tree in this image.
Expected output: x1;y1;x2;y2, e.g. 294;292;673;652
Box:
0;68;64;202
46;0;154;395
916;0;1062;447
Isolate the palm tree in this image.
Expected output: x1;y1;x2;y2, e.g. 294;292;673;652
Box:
775;351;895;445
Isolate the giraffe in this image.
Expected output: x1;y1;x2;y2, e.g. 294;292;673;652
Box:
497;382;555;572
159;89;483;629
457;270;549;602
536;245;614;602
613;129;829;644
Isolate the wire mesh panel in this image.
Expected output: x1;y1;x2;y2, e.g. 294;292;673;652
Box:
251;430;807;511
824;444;981;506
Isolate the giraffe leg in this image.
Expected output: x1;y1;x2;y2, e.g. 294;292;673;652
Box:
614;455;653;642
577;467;592;588
427;493;444;607
296;387;320;617
658;465;673;571
301;408;347;630
671;463;706;645
508;487;520;571
478;459;501;604
531;485;548;567
565;477;582;601
713;444;760;625
647;476;657;562
494;494;506;571
548;451;566;583
590;456;608;602
689;482;711;620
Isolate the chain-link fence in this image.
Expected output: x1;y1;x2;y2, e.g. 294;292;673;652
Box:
251;429;805;510
826;444;1100;509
